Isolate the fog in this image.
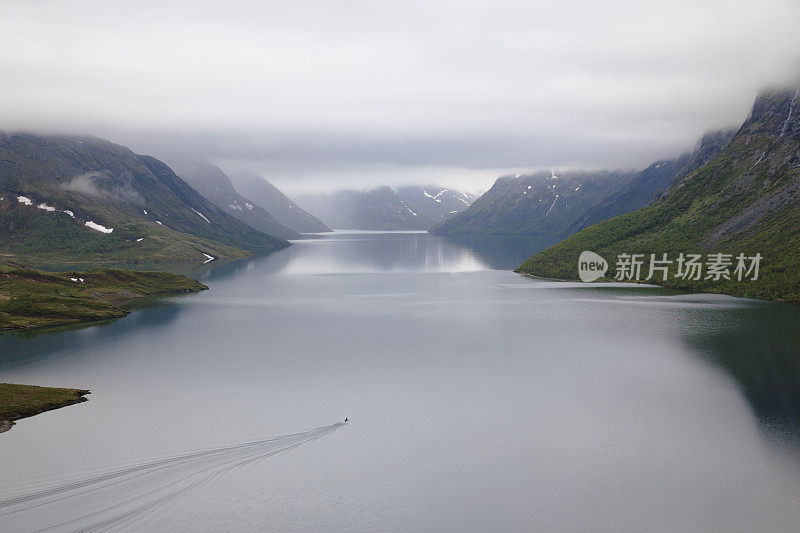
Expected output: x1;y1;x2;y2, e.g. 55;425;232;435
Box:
60;172;145;205
0;0;797;193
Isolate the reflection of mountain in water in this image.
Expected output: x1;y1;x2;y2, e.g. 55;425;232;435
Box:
0;302;186;370
36;246;293;284
276;233;487;274
682;302;800;438
272;232;561;274
441;234;559;270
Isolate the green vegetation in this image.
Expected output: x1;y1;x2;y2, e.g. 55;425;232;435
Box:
0;266;207;330
0;383;90;428
0;133;289;266
0;200;252;265
516;90;800;304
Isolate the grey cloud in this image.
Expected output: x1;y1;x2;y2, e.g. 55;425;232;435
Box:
1;0;797;192
61;171;145;205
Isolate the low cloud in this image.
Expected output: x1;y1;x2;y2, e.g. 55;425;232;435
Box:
1;0;798;192
61;171;145;204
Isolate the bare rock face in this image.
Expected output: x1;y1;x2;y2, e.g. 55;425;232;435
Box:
517;86;800;304
744;88;800;137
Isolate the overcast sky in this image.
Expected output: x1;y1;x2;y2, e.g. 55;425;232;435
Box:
1;0;797;193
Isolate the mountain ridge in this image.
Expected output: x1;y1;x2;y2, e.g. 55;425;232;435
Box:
229;172;332;234
431;129;736;238
516;88;800;303
166;160;301;240
0;133;289;264
295;185;475;230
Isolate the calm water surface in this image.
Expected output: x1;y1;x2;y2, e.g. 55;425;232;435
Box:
0;232;798;532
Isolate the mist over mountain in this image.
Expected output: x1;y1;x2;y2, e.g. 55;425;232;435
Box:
431;126;740;238
1;1;795;192
166;160;301;240
519;88;800;303
295;186;476;230
0;133;288;263
395;187;477;222
228;173;331;234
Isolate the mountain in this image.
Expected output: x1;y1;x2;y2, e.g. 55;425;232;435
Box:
429;164;665;237
516;88;800;303
228;172;331;233
295;186;430;230
669;128;737;185
167;161;301;240
0;134;289;264
295;186;475;230
395;186;476;223
431;130;740;238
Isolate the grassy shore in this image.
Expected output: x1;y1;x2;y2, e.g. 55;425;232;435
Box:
0;266;208;331
0;383;90;432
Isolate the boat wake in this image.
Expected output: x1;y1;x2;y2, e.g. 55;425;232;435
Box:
0;422;344;532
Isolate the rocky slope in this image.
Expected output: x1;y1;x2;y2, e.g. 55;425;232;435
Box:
517;88;800;303
431;129;736;238
432;159;680;237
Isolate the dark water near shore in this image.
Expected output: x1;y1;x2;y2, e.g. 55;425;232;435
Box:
1;232;798;532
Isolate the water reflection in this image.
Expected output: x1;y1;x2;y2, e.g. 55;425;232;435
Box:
679;301;800;438
280;232;486;274
1;231;799;531
4;233;797;444
0;299;188;369
441;234;559;270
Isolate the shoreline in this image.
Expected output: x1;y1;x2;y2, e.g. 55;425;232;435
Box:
514;271;789;305
0;267;208;332
0;384;90;434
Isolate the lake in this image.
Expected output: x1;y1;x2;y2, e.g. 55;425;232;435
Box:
0;231;798;532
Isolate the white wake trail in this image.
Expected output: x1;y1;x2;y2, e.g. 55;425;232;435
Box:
0;422;344;532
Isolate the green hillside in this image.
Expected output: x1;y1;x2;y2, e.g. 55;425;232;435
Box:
0;383;90;429
0;134;289;264
0;266;207;330
516;88;800;304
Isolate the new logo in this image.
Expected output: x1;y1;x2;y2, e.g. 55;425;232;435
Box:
578;251;608;282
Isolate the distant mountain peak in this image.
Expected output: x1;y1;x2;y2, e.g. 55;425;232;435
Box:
228;172;331;234
294;185;475;230
166;159;301;240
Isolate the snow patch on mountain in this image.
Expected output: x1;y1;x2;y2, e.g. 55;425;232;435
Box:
423;189;447;203
191;208;211;223
545;195;559;216
85;221;114;233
